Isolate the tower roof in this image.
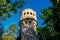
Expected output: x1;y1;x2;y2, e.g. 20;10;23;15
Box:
20;8;37;20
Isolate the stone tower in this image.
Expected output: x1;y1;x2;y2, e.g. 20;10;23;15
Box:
19;8;37;40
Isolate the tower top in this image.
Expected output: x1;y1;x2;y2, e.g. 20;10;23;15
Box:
20;8;37;20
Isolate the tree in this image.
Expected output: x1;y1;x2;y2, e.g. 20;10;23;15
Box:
36;27;43;40
37;0;60;40
0;0;24;22
0;26;4;40
2;23;18;40
0;0;27;40
16;29;21;40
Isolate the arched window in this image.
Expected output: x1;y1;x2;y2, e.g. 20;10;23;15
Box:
25;20;27;24
27;12;29;14
24;13;26;15
29;20;32;24
21;22;24;25
30;12;32;15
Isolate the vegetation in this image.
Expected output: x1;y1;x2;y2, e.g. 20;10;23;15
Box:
0;0;26;40
0;0;24;21
0;0;60;40
2;23;18;40
36;0;60;40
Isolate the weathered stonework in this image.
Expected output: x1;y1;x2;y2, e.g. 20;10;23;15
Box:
20;8;37;40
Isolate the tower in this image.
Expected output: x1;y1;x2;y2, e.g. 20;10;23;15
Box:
19;8;37;40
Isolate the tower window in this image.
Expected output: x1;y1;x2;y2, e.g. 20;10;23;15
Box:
25;21;27;24
24;13;26;15
21;22;24;25
33;14;35;16
29;21;32;24
30;12;32;15
27;12;29;14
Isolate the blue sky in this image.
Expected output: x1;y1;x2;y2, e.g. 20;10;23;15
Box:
4;0;52;29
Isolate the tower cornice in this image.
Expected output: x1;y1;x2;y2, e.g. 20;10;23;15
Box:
19;18;38;27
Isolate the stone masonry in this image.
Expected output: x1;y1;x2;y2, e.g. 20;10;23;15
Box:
19;8;37;40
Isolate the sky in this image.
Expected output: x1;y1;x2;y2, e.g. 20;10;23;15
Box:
3;0;52;29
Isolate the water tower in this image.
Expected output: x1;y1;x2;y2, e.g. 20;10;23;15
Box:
19;8;38;40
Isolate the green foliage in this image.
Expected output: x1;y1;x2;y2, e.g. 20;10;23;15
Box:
0;27;4;40
6;23;18;36
0;0;25;22
41;8;53;23
37;0;60;40
36;27;42;38
0;0;28;40
2;23;18;40
2;34;16;40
